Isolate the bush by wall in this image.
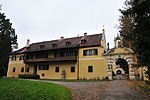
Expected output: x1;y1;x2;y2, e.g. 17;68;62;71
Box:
19;74;40;79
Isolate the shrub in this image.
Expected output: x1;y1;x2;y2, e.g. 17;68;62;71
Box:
19;74;40;79
145;80;150;85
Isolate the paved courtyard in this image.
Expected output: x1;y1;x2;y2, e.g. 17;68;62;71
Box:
30;80;148;100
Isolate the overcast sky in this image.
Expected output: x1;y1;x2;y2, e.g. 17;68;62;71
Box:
1;0;125;49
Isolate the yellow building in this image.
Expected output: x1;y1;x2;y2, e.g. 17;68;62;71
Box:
7;31;146;80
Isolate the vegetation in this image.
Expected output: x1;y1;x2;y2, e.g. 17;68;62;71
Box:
19;74;40;79
0;78;72;100
128;80;150;97
0;10;18;77
119;0;150;79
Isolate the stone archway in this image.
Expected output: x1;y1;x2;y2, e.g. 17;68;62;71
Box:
104;47;135;80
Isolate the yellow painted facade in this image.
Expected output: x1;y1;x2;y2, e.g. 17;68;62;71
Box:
27;62;77;79
7;33;147;80
79;46;107;79
7;54;26;77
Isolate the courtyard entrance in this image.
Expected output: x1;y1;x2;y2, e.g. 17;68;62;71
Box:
114;58;129;80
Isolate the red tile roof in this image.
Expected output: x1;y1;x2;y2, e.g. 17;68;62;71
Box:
10;47;26;55
12;34;102;54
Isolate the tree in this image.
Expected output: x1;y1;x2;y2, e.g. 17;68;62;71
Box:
119;0;150;79
0;10;18;77
119;15;134;48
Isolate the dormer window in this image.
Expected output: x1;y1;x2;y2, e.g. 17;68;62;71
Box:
81;40;87;44
66;42;71;46
27;47;31;50
40;45;45;49
52;43;57;47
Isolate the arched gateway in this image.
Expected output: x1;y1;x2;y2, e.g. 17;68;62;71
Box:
103;36;136;80
103;47;135;80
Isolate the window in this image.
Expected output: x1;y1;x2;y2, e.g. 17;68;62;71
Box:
21;67;24;72
81;40;87;44
19;56;25;60
11;56;16;61
54;51;76;57
26;67;30;72
39;64;49;70
55;67;59;72
83;49;98;56
35;53;48;59
88;66;93;72
71;66;75;72
40;45;45;49
12;67;16;72
42;73;45;76
26;55;33;59
52;43;57;47
66;42;71;46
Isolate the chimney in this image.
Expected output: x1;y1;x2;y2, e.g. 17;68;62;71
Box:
102;29;105;33
26;39;30;47
84;33;87;36
60;36;64;39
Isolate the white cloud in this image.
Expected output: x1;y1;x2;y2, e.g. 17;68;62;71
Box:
1;0;125;48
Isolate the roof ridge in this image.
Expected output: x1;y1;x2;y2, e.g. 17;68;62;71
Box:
31;33;102;45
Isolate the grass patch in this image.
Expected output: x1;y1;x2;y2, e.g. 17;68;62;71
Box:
40;79;105;82
0;78;72;100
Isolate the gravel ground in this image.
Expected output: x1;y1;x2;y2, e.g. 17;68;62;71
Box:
51;81;111;100
28;79;148;100
100;80;147;100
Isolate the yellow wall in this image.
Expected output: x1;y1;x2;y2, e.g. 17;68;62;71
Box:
28;62;77;79
138;66;148;80
8;46;148;80
79;46;107;79
109;48;133;54
7;54;26;77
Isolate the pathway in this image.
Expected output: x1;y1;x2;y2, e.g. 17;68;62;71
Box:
100;80;146;100
28;79;148;100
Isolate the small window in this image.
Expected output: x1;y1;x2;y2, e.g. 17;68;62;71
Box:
55;67;59;72
71;66;75;72
66;42;71;46
40;45;45;49
26;67;30;72
52;43;57;47
12;67;16;72
42;73;45;76
81;40;87;44
88;66;93;72
21;67;24;72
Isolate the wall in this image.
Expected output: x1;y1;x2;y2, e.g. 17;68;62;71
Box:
79;46;107;79
7;54;26;77
104;48;136;80
28;61;77;79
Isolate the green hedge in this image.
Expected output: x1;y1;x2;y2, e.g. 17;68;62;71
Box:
19;74;40;79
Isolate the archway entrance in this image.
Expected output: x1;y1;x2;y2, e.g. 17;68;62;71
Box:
115;58;129;74
114;58;129;80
